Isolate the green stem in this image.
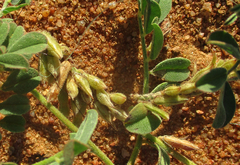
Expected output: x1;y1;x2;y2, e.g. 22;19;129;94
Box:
127;9;150;165
127;135;142;165
31;89;113;165
145;134;196;165
33;151;63;165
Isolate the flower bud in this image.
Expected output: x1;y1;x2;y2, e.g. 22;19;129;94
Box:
109;92;127;105
41;31;63;59
143;103;169;120
159;136;199;151
164;86;181;96
96;90;114;108
72;68;93;99
153;95;188;106
66;75;79;100
60;43;71;57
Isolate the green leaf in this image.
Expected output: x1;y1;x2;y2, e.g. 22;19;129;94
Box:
207;31;240;59
144;0;161;34
2;4;29;15
151;57;191;72
149;23;163;60
2;68;41;94
7;32;48;55
58;84;70;117
125;111;162;135
213;82;236;128
151;82;168;93
8;26;25;49
158;0;172;24
73;109;98;144
125;103;148;124
63;140;88;165
156;145;170;165
0;53;29;70
230;4;240;13
144;103;169;120
0;22;10;45
164;69;189;82
2;22;17;47
224;13;238;25
196;68;227;92
0;45;7;54
0;94;30;115
0;115;26;132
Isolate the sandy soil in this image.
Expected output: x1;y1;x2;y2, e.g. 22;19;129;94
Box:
0;0;240;164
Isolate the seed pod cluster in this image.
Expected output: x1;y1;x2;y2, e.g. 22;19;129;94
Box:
38;32;128;126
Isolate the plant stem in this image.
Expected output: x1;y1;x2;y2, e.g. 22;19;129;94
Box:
33;151;63;165
127;9;149;165
127;134;142;165
145;134;197;165
138;12;149;94
31;89;113;165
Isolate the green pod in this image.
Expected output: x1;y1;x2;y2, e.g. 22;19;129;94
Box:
41;31;63;59
39;54;54;84
164;85;181;96
180;83;196;95
125;103;148;124
109;92;127;105
153;95;188;106
66;75;79;100
96;90;114;108
85;73;107;90
71;96;87;127
94;101;113;124
46;55;60;78
143;103;169;120
72;68;93;99
79;90;92;104
109;107;128;121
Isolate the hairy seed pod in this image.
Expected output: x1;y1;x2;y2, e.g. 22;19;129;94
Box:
60;43;71;57
58;61;72;89
96;90;114;108
41;31;63;59
143;103;169;120
85;73;107;90
164;86;181;96
46;55;60;78
72;68;93;98
180;83;196;95
125;103;148;124
109;92;127;105
66;75;79;100
109;107;128;121
153;95;188;106
94;101;113;124
39;54;54;84
79;90;92;104
159;136;199;151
